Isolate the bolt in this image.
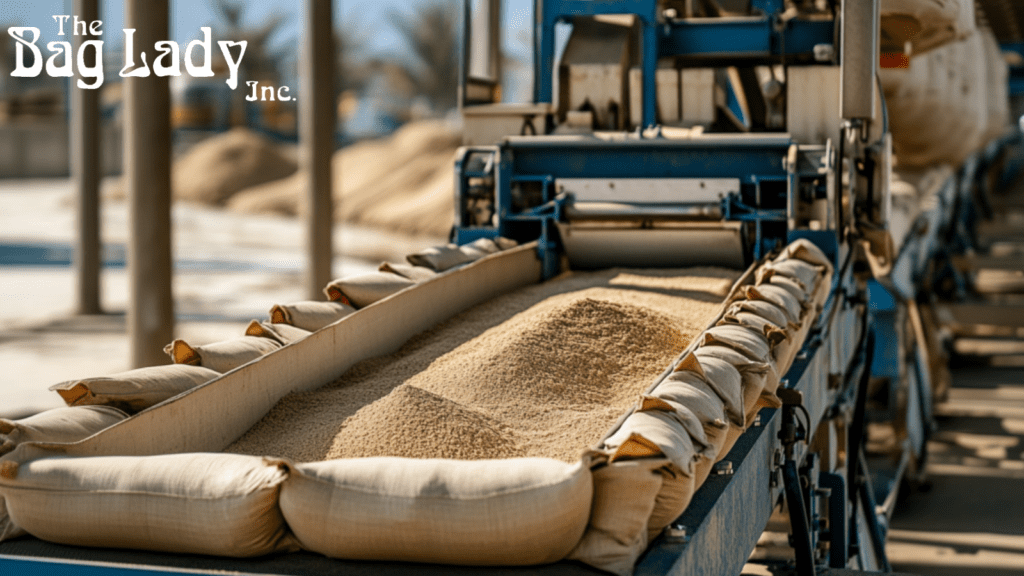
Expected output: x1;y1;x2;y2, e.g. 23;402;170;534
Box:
715;461;734;476
664;523;690;544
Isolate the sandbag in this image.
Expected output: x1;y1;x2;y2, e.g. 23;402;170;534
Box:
694;347;775;417
727;299;791;330
765;274;810;303
0;406;127;456
269;300;356;332
245;320;311;345
49;365;220;414
756;259;823;295
778;238;831;269
671;353;744;429
718;311;789;353
743;285;802;324
323;271;416;308
459;238;501;258
406;244;475;271
568;458;665;576
163;336;281;373
379;262;438;282
279;457;591;566
700;324;773;365
0;453;297;557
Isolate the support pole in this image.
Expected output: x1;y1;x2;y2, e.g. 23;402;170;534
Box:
125;0;174;367
302;0;335;300
72;0;102;315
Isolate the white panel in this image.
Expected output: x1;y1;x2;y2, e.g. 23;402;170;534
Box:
556;178;739;204
681;68;716;125
786;66;842;145
657;68;681;124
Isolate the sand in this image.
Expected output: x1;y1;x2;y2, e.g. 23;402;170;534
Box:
225;267;741;463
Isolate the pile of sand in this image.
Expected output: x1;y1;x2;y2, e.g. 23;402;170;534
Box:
105;128;298;205
227;120;460;237
226;267;740;463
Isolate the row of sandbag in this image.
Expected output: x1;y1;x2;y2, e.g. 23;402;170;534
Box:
1;238;516;458
0;450;593;564
567;239;834;576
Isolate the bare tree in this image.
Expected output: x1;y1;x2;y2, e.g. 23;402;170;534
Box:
388;1;459;114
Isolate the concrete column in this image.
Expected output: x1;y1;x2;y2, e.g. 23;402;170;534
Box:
73;0;102;314
301;0;335;300
125;0;174;367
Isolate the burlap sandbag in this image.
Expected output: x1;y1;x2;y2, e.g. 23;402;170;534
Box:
0;453;297;556
671;353;744;430
568;458;665;576
756;259;823;295
245;320;311;345
743;285;802;324
765;274;810;303
406;244;475;271
460;238;501;258
727;299;791;330
269;301;356;332
718;312;790;354
379;262;438;282
778;238;831;269
280;457;591;565
49;365;220;414
694;347;774;413
700;324;773;365
163;336;281;373
0;406;127;456
323;271;416;308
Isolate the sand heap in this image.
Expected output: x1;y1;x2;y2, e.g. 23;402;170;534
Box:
226;267;740;463
227;120;460;237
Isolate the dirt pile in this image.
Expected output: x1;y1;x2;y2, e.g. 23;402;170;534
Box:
226;120;460;237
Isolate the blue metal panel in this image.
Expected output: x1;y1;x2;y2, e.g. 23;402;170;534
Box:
0;556;228;576
659;18;834;59
505;138;791;180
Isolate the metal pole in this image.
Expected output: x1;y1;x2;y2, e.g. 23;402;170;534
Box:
72;0;101;315
125;0;174;367
302;0;335;300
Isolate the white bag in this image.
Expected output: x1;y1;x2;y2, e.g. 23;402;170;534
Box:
378;262;438;282
164;336;281;373
0;406;127;456
279;457;592;566
49;365;220;414
0;453;297;557
269;300;356;332
245;320;311;345
323;271;416;308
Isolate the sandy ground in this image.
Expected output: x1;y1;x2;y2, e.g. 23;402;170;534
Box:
0;178;443;418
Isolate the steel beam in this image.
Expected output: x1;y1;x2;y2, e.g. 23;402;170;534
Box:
125;0;173;368
72;0;102;315
301;0;335;300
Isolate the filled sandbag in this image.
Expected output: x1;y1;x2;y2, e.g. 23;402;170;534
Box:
406;244;475;271
727;299;791;330
279;457;591;565
459;238;501;258
700;324;773;365
323;271;416;308
379;262;438;282
778;238;832;269
163;336;281;373
49;365;220;413
269;301;356;332
0;453;297;556
756;258;824;295
671;353;744;429
743;285;803;324
765;274;811;303
0;497;27;541
604;405;705;542
567;458;665;576
694;347;776;428
245;320;311;345
0;406;127;456
718;312;789;353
